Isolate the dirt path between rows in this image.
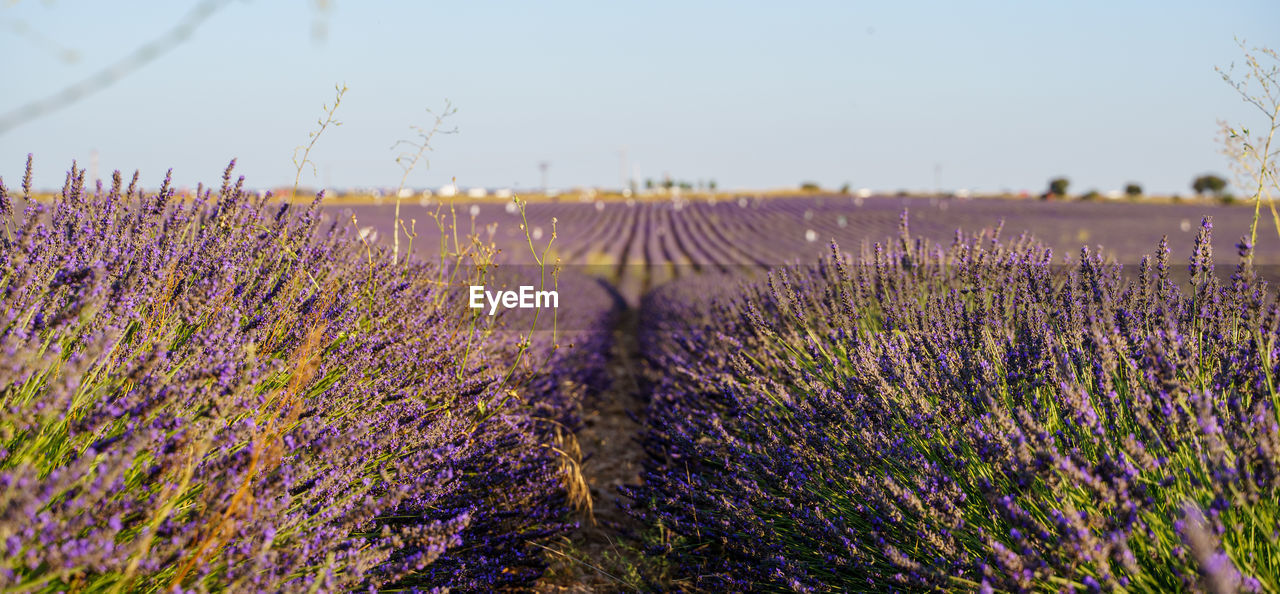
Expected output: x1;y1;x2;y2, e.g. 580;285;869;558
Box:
537;309;650;592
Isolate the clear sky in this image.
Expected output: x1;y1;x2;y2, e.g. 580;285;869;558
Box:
1;1;1277;195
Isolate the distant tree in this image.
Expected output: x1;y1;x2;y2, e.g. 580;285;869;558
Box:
1046;177;1070;198
1080;189;1101;201
800;181;821;192
709;179;717;191
644;178;654;190
1191;174;1228;198
839;182;851;194
661;177;674;190
678;181;693;191
1124;183;1142;197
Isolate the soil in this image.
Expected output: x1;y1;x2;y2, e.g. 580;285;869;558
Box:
536;309;650;593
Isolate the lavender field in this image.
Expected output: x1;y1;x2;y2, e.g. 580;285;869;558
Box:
0;161;621;591
352;195;1280;301
4;0;1279;590
6;150;1280;592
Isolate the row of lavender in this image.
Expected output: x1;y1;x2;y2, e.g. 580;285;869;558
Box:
0;159;618;591
624;214;1280;591
377;194;1280;270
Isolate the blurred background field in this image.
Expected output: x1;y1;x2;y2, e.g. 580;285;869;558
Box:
336;192;1280;303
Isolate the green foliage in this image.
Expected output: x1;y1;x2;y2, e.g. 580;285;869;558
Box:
799;181;821;192
1125;183;1143;197
1047;176;1070;197
1192;173;1228;197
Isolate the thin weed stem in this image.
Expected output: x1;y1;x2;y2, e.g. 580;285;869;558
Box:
390;101;456;265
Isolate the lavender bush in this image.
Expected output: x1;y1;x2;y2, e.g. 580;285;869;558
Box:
0;158;615;592
626;213;1280;592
